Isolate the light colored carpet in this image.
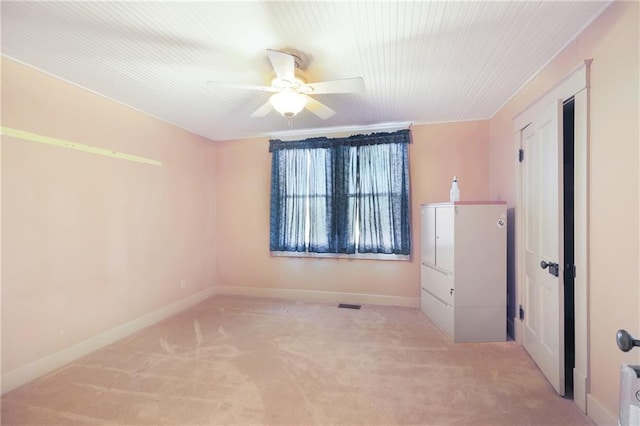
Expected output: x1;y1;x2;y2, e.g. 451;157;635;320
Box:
2;295;594;425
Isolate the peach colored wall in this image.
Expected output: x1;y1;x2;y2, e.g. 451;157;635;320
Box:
214;121;490;299
1;58;217;374
489;1;639;419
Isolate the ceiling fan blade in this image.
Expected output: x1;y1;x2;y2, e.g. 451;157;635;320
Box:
207;81;278;93
304;96;335;120
304;77;365;94
250;101;274;117
267;49;295;81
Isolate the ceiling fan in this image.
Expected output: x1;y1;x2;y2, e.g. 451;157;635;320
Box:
208;49;364;119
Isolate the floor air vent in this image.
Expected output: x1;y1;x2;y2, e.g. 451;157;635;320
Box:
338;303;361;310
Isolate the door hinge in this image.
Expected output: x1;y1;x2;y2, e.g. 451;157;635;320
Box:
519;305;525;321
565;264;577;279
518;149;524;162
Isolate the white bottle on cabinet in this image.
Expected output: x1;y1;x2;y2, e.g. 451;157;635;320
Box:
449;176;460;202
420;201;507;342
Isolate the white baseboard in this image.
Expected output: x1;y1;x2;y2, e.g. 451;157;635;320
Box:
587;393;618;426
213;285;420;308
1;287;215;394
573;368;588;413
513;317;523;344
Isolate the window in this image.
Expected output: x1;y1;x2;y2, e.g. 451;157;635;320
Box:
269;130;411;258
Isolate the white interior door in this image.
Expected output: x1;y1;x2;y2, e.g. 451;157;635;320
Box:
521;100;565;395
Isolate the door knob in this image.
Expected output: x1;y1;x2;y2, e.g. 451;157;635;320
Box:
540;260;550;269
616;329;640;352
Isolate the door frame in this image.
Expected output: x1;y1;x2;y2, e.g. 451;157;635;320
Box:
513;59;591;412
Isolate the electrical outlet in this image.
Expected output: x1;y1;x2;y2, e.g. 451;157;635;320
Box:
180;279;186;289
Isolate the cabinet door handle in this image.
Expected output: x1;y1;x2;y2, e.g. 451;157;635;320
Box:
450;289;454;296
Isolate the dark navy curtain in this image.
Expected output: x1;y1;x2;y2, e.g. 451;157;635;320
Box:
269;149;308;252
269;130;410;255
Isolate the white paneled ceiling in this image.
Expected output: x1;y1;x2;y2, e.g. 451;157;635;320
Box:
1;1;611;141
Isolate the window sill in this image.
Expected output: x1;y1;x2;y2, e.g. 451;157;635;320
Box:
270;251;411;262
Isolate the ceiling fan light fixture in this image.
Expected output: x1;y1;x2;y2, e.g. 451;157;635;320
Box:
269;90;307;118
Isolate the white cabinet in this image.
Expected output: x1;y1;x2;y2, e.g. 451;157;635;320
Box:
420;202;507;342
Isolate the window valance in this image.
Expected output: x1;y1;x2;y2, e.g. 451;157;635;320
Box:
269;129;410;152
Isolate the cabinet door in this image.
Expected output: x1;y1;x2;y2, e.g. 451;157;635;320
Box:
421;288;454;338
422;264;454;306
421;206;436;266
435;206;455;274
